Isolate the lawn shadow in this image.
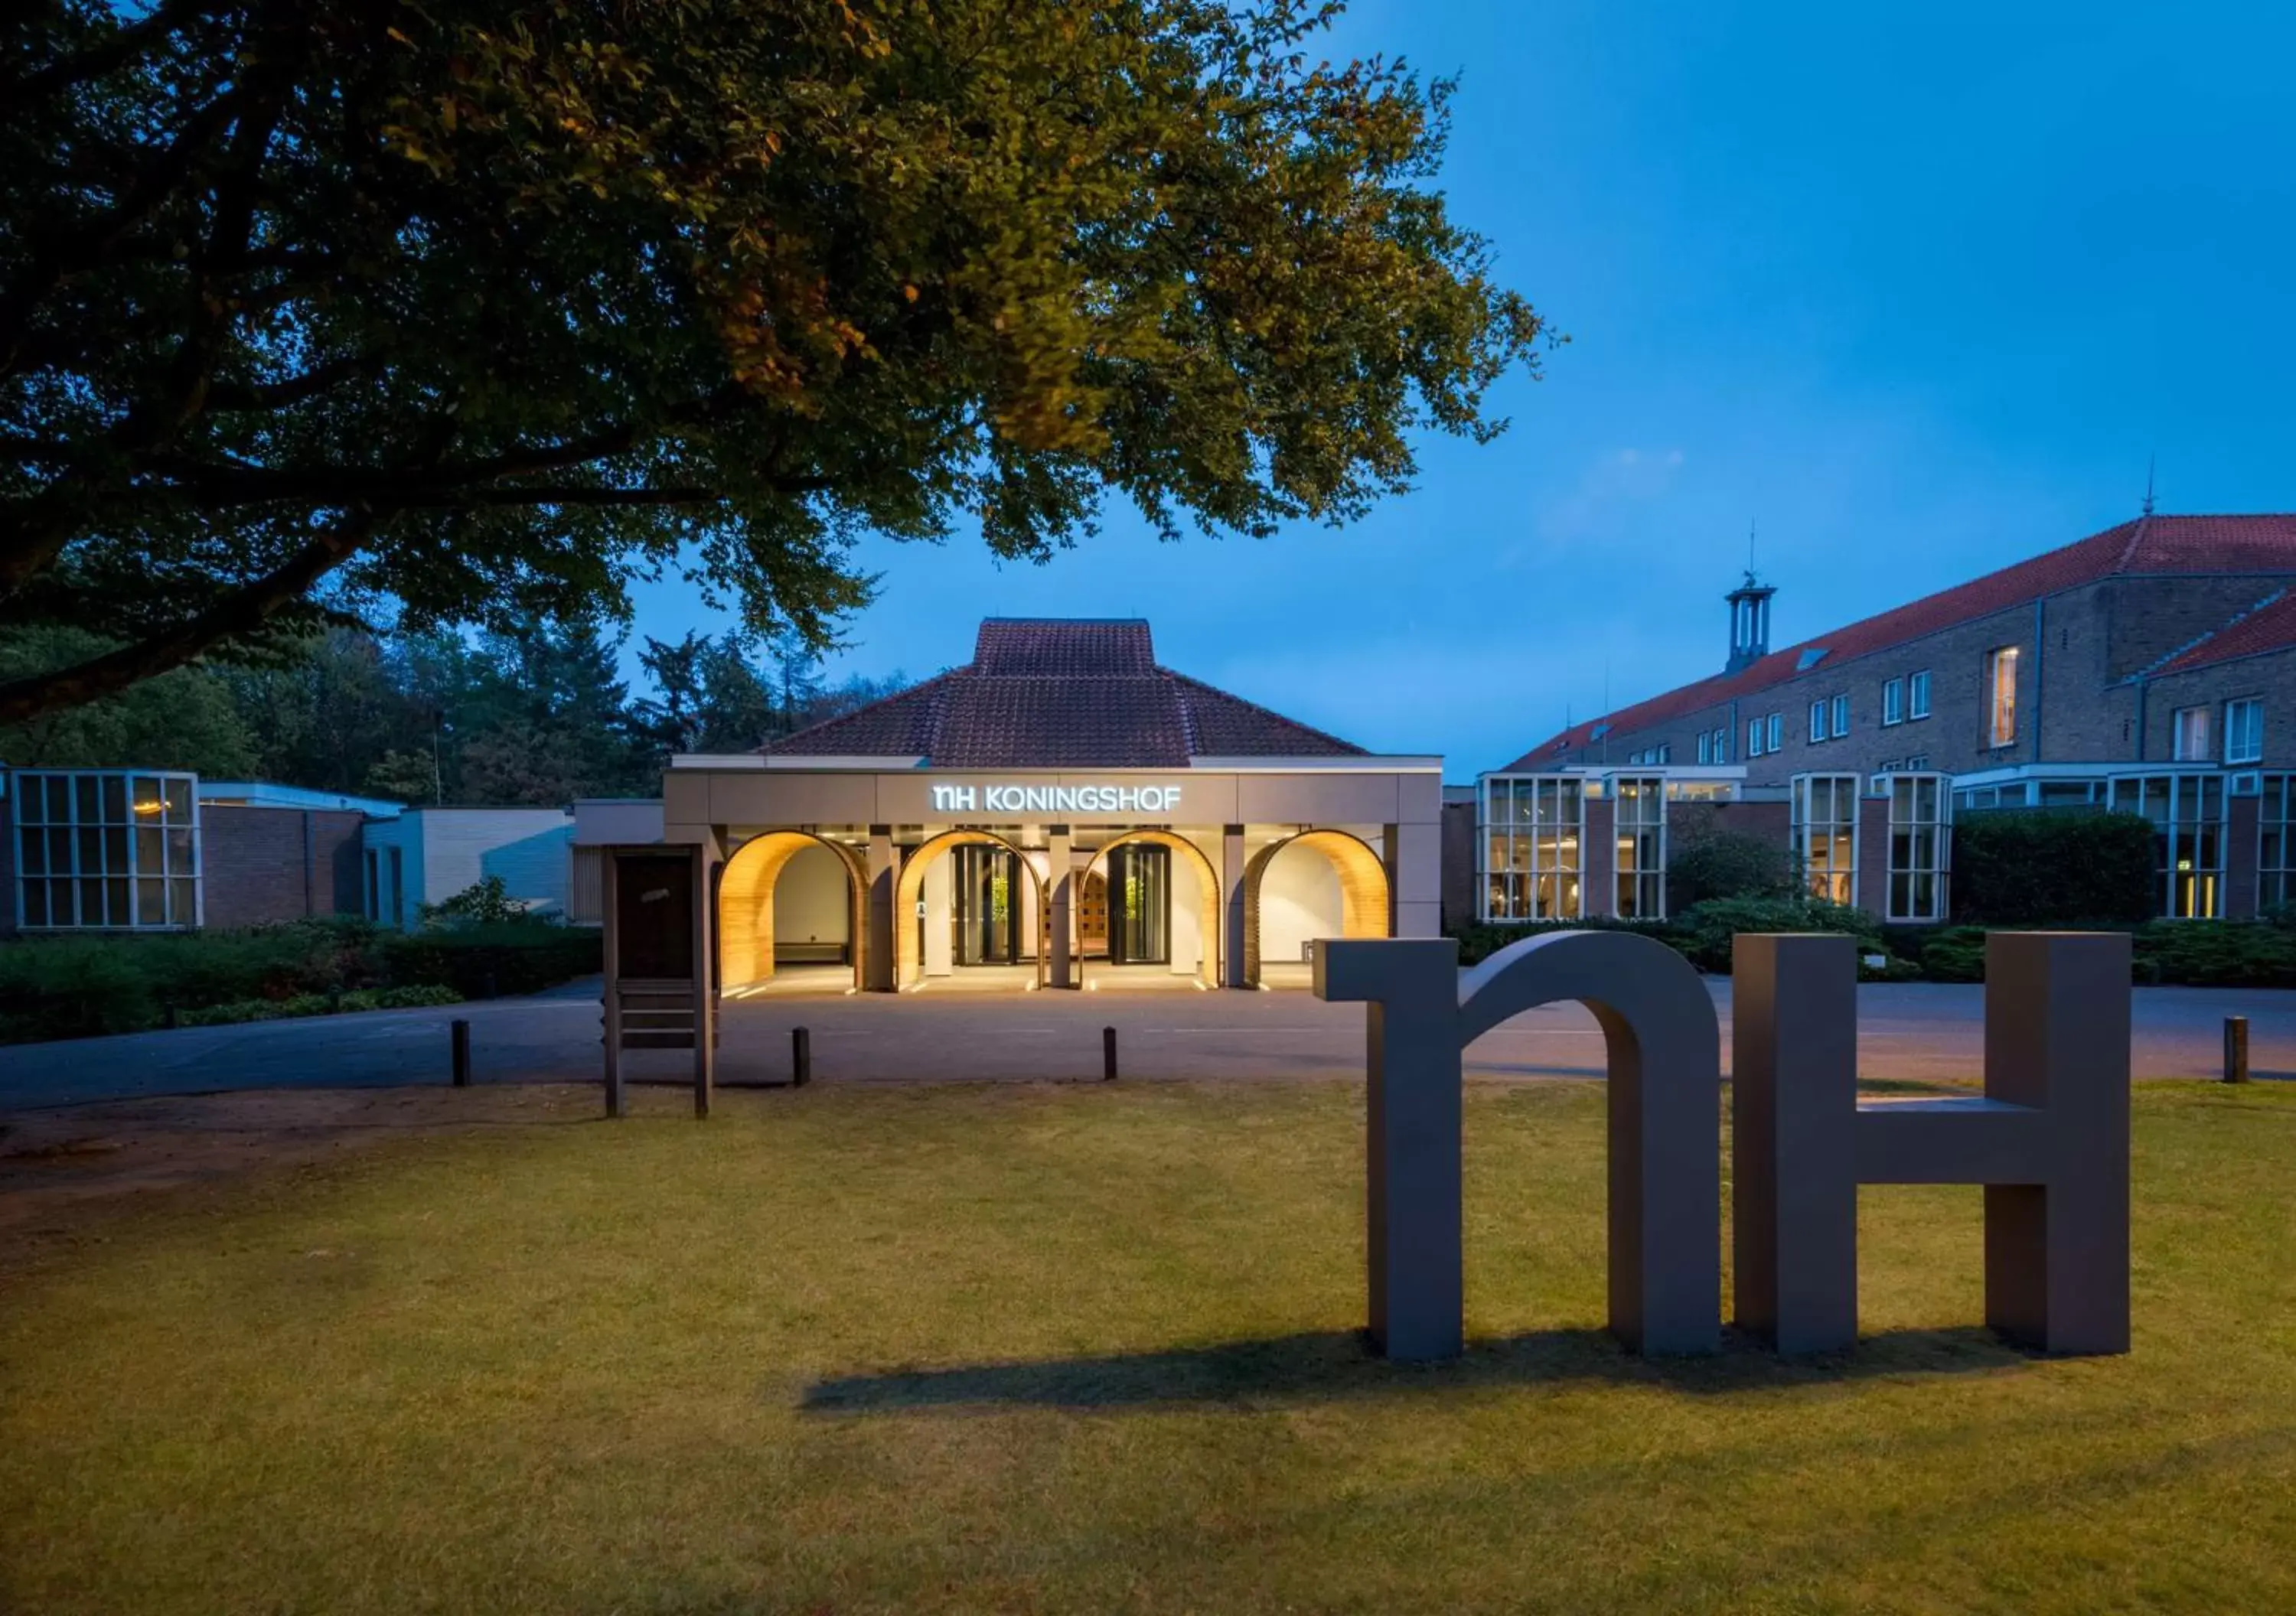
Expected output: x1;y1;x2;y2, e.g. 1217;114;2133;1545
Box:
802;1324;2036;1415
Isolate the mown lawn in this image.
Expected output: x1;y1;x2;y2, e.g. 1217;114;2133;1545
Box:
4;1078;2295;1614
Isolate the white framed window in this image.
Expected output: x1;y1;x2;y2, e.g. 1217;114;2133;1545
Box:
1905;754;1929;771
1766;712;1783;753
1882;677;1905;726
1808;700;1828;743
1831;693;1850;738
1748;718;1764;757
1791;773;1860;906
2262;775;2296;908
1712;726;1729;761
1479;776;1585;922
1613;775;1667;919
2225;698;2263;765
1909;670;1932;720
1696;731;1712;765
12;770;202;930
1985;648;2019;747
1883;774;1949;922
2104;773;2224;919
2171;704;2213;762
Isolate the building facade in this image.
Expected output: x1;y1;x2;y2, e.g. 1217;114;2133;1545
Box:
589;618;1440;994
1473;513;2296;925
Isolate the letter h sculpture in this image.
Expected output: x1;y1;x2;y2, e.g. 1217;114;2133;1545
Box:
1733;930;2130;1355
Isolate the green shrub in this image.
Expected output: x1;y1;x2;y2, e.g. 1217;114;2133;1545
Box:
1447;917;1675;966
378;920;602;999
1664;829;1795;909
419;875;526;928
1917;926;1988;982
2133;921;2296;988
177;983;463;1028
1952;811;2156;926
1670;895;1882;974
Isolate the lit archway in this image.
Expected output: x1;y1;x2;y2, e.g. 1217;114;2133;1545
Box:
1242;828;1390;986
892;829;1049;990
718;831;869;992
1078;829;1222;988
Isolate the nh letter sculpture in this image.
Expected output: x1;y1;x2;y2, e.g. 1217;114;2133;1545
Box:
1314;928;2131;1362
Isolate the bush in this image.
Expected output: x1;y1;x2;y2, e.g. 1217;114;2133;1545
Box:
1447;916;1675;967
178;983;464;1028
378;920;602;999
1916;926;1988;982
2133;921;2296;988
419;875;526;928
1670;895;1883;974
1664;828;1795;910
1952;811;2157;926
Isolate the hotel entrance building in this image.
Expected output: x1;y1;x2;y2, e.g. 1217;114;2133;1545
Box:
583;619;1438;1026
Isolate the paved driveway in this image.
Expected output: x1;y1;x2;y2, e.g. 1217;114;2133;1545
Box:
5;976;2294;1110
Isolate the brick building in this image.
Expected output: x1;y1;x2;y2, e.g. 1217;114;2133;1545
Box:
1466;512;2296;927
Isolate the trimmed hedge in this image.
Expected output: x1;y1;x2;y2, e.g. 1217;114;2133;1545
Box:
1952;810;2157;926
178;984;464;1028
0;915;600;1044
1450;897;1896;977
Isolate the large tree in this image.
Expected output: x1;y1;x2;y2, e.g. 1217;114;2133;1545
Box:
1;0;1546;724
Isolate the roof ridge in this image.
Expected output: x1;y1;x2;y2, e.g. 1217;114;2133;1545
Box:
1166;669;1201;756
2131;585;2291;682
757;667;949;754
2112;513;2152;572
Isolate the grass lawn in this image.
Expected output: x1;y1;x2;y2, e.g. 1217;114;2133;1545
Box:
5;1077;2296;1614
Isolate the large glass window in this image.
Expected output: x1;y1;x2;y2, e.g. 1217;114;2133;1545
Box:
1985;648;2019;747
2105;773;2223;918
1885;774;1949;922
2171;705;2213;762
1613;776;1665;919
1480;777;1583;921
1792;774;1860;906
2225;698;2263;765
2263;776;2296;910
12;770;201;930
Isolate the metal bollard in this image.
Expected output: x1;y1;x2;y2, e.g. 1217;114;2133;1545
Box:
2224;1015;2251;1084
451;1018;471;1087
793;1025;811;1087
1103;1025;1117;1082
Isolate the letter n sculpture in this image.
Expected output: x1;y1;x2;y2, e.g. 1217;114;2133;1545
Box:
1315;931;1722;1361
1733;930;2131;1354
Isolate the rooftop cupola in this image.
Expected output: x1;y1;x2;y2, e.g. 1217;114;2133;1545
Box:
1725;569;1776;673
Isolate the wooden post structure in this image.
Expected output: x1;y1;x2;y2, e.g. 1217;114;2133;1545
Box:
793;1025;811;1087
1102;1025;1117;1081
602;850;625;1119
2225;1015;2251;1084
450;1018;471;1087
693;845;716;1119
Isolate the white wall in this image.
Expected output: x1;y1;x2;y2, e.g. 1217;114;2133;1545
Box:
771;842;850;949
923;852;952;976
1169;849;1203;976
357;808;572;930
1258;841;1342;963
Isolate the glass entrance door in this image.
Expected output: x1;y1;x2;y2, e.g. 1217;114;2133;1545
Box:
951;845;1022;965
1107;844;1169;966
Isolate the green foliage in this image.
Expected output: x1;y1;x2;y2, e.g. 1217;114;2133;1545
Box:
2133;922;2296;988
1663;824;1796;909
177;984;463;1029
0;915;593;1043
2;0;1546;723
419;875;526;928
1917;927;1989;983
1447;917;1674;967
1668;896;1883;975
1952;811;2157;926
0;627;257;773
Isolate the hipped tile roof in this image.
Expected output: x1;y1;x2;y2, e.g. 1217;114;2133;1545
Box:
762;619;1366;767
1508;513;2296;769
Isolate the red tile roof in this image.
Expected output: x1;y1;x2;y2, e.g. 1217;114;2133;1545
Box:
1506;513;2296;769
762;619;1367;767
2155;587;2296;675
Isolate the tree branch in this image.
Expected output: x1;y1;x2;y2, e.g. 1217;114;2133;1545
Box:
6;0;212;105
0;507;378;725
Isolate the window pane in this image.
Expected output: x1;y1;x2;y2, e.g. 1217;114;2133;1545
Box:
51;878;76;925
136;878;166;926
47;775;71;823
135;826;163;873
22;879;48;927
18;826;42;875
77;774;101;823
132;777;161;819
101;775;126;823
164;777;191;821
79;876;103;923
167;827;194;874
103;826;127;873
77;826;100;874
171;877;197;924
47;827;71;874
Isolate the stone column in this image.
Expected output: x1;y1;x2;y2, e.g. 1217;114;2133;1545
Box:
864;827;897;991
1583;794;1617;920
1047;826;1075;989
1221;824;1247;988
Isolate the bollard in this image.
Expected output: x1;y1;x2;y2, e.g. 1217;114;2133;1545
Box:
793;1025;812;1087
2224;1015;2251;1084
451;1018;471;1087
1103;1025;1117;1083
163;1004;179;1031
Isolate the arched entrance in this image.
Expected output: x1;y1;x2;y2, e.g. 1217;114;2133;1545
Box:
1242;828;1390;986
1078;829;1221;988
718;831;869;992
893;829;1049;990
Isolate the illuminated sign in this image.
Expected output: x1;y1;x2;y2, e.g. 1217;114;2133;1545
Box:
928;783;1182;815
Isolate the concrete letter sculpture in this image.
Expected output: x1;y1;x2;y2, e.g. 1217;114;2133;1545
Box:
1315;930;1722;1360
1732;930;2131;1355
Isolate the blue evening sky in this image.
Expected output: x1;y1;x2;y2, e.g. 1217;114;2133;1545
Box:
625;0;2296;780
